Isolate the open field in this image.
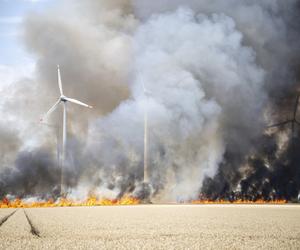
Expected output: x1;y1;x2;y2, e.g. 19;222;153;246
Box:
0;205;299;249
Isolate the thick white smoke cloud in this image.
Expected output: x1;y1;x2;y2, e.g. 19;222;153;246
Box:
86;8;264;200
133;0;295;88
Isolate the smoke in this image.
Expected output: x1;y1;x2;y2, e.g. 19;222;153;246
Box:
87;8;265;200
0;0;299;201
23;1;135;117
0;149;60;199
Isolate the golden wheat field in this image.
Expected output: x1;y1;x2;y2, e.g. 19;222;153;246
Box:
0;204;300;249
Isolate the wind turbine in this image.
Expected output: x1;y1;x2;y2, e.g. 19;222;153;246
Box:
41;65;92;195
268;93;300;137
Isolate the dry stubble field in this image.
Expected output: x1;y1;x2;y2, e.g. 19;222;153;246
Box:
0;204;299;249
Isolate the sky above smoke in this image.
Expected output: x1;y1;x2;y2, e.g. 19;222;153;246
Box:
0;0;299;201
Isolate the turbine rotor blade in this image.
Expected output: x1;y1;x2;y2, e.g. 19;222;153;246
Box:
267;120;293;128
64;97;93;108
139;74;152;96
41;99;61;121
57;65;63;95
142;79;146;93
139;74;147;93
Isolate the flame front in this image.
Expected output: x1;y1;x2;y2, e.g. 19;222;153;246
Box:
0;196;288;208
191;199;287;204
0;196;140;208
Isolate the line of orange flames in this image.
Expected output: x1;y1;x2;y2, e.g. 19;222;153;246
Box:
0;196;140;208
191;199;287;204
0;197;287;208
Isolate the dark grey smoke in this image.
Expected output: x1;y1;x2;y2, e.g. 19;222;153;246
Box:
0;149;60;199
0;0;300;202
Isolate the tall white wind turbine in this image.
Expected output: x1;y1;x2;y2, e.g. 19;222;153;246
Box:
41;65;92;195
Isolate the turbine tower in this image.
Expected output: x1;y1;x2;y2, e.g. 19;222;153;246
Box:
41;65;92;195
141;76;150;183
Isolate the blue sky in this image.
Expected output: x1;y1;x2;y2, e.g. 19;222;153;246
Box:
0;0;55;66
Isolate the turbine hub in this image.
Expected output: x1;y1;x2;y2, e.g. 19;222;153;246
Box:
60;95;67;102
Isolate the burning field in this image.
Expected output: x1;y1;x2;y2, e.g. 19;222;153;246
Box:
1;1;300;248
0;196;140;208
1;3;300;249
0;0;300;206
0;196;288;209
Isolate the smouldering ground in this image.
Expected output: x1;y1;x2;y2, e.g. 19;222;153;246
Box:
0;205;300;249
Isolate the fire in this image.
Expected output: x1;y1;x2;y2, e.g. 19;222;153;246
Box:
0;196;140;208
191;199;287;204
0;196;288;208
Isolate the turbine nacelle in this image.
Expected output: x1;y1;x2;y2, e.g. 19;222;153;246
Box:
60;95;67;102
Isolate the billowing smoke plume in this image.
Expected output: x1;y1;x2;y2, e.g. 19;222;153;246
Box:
0;0;299;202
